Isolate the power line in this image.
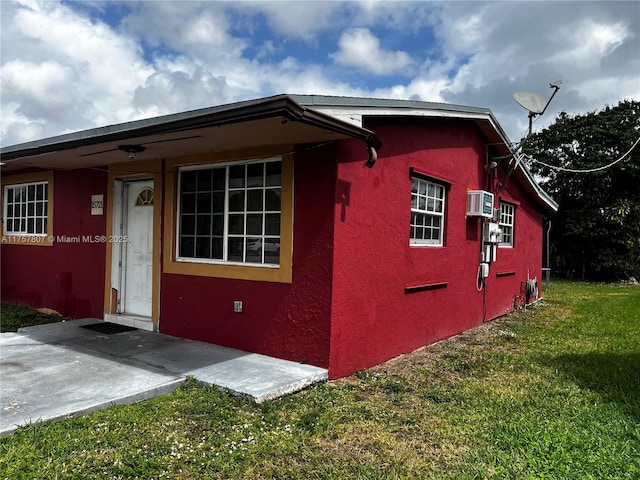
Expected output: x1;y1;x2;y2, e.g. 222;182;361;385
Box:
526;136;640;174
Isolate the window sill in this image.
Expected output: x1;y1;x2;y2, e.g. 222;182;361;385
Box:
164;258;292;283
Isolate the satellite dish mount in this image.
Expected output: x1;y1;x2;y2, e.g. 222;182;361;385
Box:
513;81;562;137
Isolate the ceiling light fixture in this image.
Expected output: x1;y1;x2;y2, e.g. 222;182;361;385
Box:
118;144;146;159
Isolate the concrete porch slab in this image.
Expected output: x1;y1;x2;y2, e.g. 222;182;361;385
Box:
1;320;327;435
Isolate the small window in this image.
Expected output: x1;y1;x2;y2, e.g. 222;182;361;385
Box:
3;181;49;235
177;159;281;266
410;177;446;246
135;187;154;206
499;201;515;247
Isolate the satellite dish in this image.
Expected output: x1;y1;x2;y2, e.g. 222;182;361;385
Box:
513;91;548;114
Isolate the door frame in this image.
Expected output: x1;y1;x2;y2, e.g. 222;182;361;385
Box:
103;160;162;330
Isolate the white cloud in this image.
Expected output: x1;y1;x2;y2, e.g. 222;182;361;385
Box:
332;28;413;75
244;1;344;40
0;0;153;144
1;0;638;148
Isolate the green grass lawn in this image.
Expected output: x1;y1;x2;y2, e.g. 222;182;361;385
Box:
1;282;638;479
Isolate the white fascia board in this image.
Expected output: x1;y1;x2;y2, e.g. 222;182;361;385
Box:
311;105;496;125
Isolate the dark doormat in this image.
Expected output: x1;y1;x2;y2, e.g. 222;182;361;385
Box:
81;322;138;334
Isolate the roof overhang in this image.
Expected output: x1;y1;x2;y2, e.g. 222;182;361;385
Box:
0;95;382;172
293;95;557;212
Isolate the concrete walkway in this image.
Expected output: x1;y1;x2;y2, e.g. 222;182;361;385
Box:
0;319;327;436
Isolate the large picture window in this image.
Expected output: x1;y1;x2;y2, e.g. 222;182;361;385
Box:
499;201;515;247
410;176;446;246
3;181;49;235
177;159;282;266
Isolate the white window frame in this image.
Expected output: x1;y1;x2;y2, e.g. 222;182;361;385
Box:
176;157;282;267
410;176;446;246
3;181;49;236
499;201;515;247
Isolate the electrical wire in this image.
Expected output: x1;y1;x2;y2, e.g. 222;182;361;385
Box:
526;136;640;174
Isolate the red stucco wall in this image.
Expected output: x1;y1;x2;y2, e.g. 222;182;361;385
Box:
1;169;107;318
159;145;337;368
327;118;546;378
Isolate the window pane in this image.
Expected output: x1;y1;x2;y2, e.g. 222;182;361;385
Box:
246;214;262;235
196;193;212;214
213;192;225;213
246;238;262;263
247;190;263;211
181;214;195;236
196;215;211;236
27;185;35;201
266;162;281;186
36;184;44;201
44;218;47;232
181;193;196;214
265;188;281;211
44;183;48;199
197;169;212;191
195;237;211;258
212;214;224;236
264;245;280;265
180;237;195;257
35;203;43;216
181;171;197;192
28;203;35;216
247;163;264;187
228;191;245;212
229;165;245;188
7;205;13;217
36;218;43;233
7;188;13;203
265;214;280;235
6;219;13;232
228;237;244;262
212;169;225;190
228;214;244;234
212;237;223;259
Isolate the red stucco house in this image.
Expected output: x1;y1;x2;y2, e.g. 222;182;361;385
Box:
1;95;556;379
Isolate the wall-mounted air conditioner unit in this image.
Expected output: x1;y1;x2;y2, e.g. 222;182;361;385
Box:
467;190;494;218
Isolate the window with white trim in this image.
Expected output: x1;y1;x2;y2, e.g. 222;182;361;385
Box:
499;201;515;247
177;158;281;266
410;177;446;246
3;182;49;235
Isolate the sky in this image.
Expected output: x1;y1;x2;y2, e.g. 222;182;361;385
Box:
1;0;639;148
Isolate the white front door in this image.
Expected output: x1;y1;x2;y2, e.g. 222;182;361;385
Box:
122;180;154;317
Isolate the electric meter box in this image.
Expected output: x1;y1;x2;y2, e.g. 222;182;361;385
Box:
466;190;494;218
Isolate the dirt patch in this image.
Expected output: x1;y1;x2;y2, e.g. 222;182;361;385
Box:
361;313;533;379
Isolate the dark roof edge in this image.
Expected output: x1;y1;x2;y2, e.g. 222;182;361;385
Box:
1;95;382;161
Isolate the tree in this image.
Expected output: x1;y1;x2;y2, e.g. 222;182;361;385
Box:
523;100;640;281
